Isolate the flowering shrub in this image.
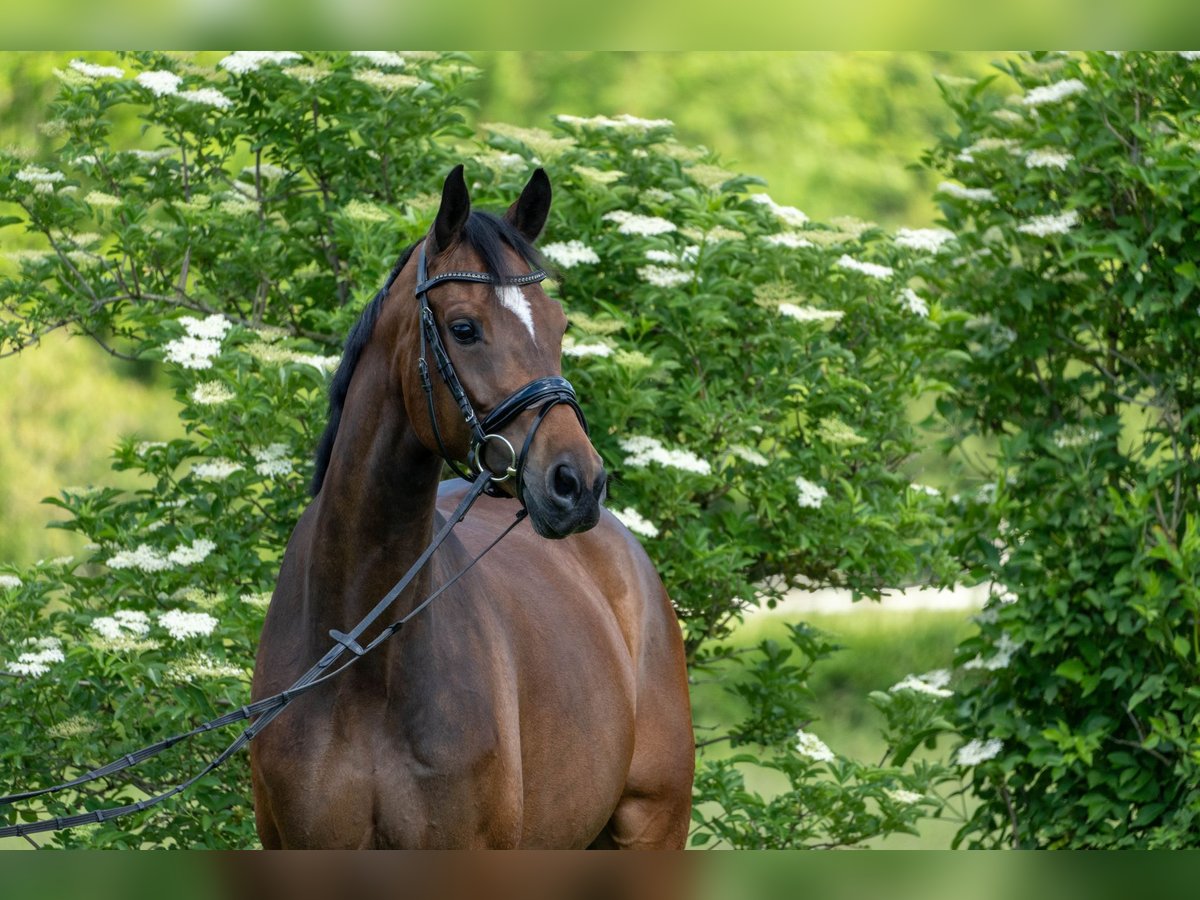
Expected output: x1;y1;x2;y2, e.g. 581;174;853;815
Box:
927;51;1200;847
1;52;959;847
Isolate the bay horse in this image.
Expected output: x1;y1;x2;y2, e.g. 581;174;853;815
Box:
250;166;694;848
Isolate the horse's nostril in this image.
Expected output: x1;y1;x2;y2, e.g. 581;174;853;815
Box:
552;463;582;503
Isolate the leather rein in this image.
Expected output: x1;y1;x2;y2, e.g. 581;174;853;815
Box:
0;242;584;843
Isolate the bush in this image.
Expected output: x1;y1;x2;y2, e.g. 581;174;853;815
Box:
1;51;960;847
928;51;1200;848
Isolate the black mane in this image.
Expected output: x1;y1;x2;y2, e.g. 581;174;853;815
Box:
310;211;544;495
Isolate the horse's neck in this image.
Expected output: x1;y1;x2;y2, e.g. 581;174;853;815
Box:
306;337;444;637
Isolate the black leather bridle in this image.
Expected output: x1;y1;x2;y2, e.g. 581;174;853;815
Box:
413;243;588;503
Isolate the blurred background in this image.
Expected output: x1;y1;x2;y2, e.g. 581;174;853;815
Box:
0;52;1002;848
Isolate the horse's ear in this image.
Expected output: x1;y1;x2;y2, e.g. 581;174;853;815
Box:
429;164;471;256
505;168;552;243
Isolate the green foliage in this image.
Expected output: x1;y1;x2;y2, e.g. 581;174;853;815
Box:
927;51;1200;848
0;51;959;848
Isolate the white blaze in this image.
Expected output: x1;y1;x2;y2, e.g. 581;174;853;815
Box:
496;285;536;340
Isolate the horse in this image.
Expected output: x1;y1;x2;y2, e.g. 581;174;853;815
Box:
249;166;694;849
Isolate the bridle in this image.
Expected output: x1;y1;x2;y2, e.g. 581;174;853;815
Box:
413;242;588;503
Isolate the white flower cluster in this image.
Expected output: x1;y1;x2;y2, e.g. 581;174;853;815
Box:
955;737;1003;766
192;458;244;480
890;669;953;698
218;51;302;75
350;51;406;69
795;729;836;763
163;314;232;370
69;59;125;79
894;227;956;253
602;210;677;236
645;247;698;265
620;435;712;476
835;254;894;280
541;240;600;269
763;233;815;249
1025;148;1074;170
749;193;808;227
135;70;183;96
191;381;234;405
241;591;272;610
562;342;613;359
910;482;940;497
0;573;22;590
729;445;769;467
92;609;151;640
963;632;1024;671
167;653;246;684
168;539;217;566
1022;78;1087;106
158;609;218;640
179;88;232;110
1180;51;1200;61
10;637;65;678
795;475;828;509
253;444;293;478
637;265;691;288
777;303;843;325
556;113;673;131
106;544;172;572
1053;425;1102;448
16;165;65;185
884;788;925;805
900;288;930;317
1017;209;1079;236
612;507;659;538
937;181;997;203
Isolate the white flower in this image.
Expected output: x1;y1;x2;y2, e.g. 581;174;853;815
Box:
966;137;1021;155
612;507;659;538
84;190;121;208
620;435;712;476
778;303;843;323
937;181;997;203
166;653;246;684
963;632;1024;671
750;193;808;227
1025;148;1074;170
541;240;600;268
894;227;956;253
10;642;65;677
135;70;182;97
242;163;289;180
1017;210;1079;236
637;265;691;288
192;459;243;480
16;166;65;184
179;88;232;110
240;591;272;610
602;210;676;236
128;148;175;162
253;444;294;478
167;539;216;566
350;51;406;69
795;475;828;509
729;445;769;467
107;544;172;572
900;288;930;317
556;113;673;131
354;70;422;92
163;335;222;369
563;343;613;359
1054;425;1102;448
836;254;894;280
69;59;124;79
955;737;1004;766
884;788;925;805
1022;79;1087;106
92;610;151;640
181;314;232;341
764;233;815;249
158;609;218;640
0;574;22;590
1179;52;1200;61
795;729;835;763
890;669;953;698
910;482;940;496
218;51;302;75
191;381;234;405
134;441;167;455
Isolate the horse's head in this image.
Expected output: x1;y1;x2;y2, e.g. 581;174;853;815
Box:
396;165;606;538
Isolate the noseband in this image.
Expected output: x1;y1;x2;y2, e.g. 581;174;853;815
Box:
413;244;588;502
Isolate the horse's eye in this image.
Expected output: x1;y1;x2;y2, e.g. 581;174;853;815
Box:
449;320;479;345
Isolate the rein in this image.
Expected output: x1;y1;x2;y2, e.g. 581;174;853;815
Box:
0;243;582;843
